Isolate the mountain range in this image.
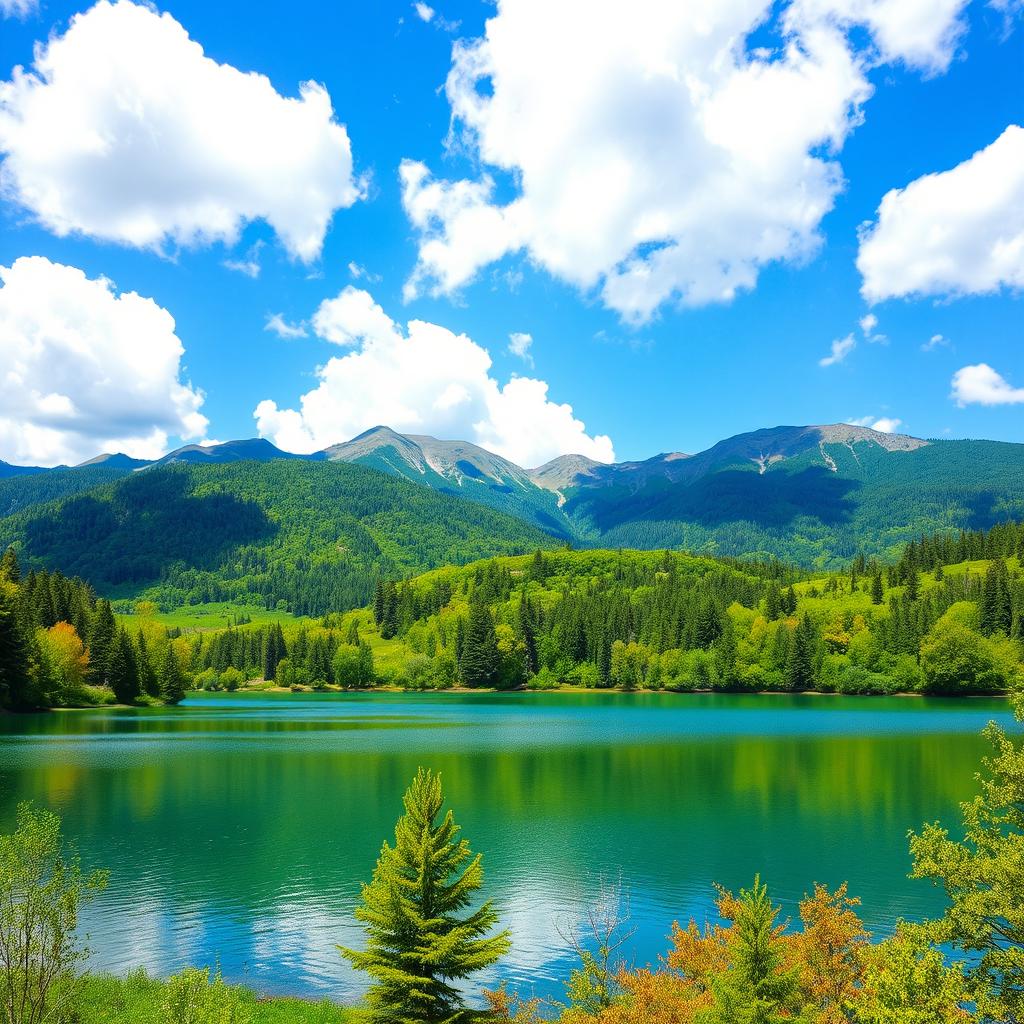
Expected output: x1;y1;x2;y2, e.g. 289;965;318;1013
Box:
1;422;1023;611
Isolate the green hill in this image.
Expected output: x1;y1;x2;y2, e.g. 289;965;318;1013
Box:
0;460;557;615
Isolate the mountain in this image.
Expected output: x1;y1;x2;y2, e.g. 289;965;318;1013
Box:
548;424;1024;565
0;460;555;615
153;437;303;466
320;426;573;537
75;453;152;470
3;422;1024;610
0;460;49;480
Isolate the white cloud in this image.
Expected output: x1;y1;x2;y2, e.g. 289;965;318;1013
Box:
254;288;614;467
922;332;950;352
347;261;381;283
507;331;533;365
846;414;903;432
222;241;263;278
951;363;1024;406
0;0;38;18
0;256;207;466
857;310;887;343
858;125;1024;302
414;2;435;22
819;334;856;366
0;0;360;261
264;313;307;339
401;0;970;321
788;0;969;73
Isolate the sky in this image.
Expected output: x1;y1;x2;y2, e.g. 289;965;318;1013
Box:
0;0;1021;469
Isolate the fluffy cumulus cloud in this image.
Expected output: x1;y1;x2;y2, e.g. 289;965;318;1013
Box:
254;287;614;467
858;125;1024;302
951;364;1024;406
0;256;207;466
0;0;360;261
507;331;533;364
401;0;970;322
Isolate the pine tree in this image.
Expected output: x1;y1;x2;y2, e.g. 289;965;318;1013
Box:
135;631;159;697
784;614;816;691
0;582;32;710
340;768;510;1024
107;629;140;704
705;876;800;1024
87;601;116;686
870;572;884;605
459;601;499;687
0;547;21;584
159;645;188;705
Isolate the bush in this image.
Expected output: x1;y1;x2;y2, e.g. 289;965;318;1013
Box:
162;967;253;1024
219;667;244;692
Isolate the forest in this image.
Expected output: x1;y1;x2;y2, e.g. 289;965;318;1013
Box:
5;520;1021;710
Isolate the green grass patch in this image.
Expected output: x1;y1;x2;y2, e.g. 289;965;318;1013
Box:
76;971;363;1024
115;601;308;632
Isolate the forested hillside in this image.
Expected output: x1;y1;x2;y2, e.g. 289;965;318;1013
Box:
150;522;1024;698
563;436;1024;565
0;548;188;710
0;461;556;616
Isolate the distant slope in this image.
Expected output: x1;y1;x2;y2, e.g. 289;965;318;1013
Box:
554;426;1024;566
0;461;557;615
321;426;574;538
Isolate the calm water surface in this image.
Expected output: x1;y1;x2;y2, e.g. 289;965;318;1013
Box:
0;692;1014;1002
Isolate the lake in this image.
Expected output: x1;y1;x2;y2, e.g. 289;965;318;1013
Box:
0;692;1014;1004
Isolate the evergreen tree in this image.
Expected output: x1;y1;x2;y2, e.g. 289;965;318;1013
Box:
135;632;158;697
0;547;20;584
87;601;116;687
460;601;499;687
0;583;32;710
704;876;800;1023
784;614;816;691
870;572;884;605
107;629;140;703
340;768;510;1024
516;594;538;676
159;645;188;705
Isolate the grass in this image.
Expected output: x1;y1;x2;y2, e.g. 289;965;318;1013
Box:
76;971;363;1024
115;601;309;632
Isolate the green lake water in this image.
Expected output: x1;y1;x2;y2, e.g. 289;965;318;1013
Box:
0;692;1014;1003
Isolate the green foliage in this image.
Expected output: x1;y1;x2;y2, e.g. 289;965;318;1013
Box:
339;768;510;1024
0;803;108;1024
700;876;801;1024
161;967;253;1024
74;971;361;1024
0;461;556;617
910;693;1024;1021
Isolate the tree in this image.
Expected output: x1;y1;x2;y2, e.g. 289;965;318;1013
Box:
159;645;188;705
909;692;1024;1020
340;768;510;1023
702;876;801;1024
870;573;884;606
0;803;108;1024
855;925;969;1024
920;619;1001;694
0;547;20;584
460;601;499;687
0;582;32;710
107;628;140;704
38;623;89;703
784;615;817;691
86;601;116;687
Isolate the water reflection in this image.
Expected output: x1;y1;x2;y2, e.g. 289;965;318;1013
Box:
0;693;1012;1001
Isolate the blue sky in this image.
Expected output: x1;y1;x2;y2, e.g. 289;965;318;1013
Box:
0;0;1021;468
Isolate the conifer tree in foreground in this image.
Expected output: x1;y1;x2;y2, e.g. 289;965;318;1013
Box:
340;768;510;1024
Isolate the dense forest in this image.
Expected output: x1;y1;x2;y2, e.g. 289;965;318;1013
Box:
0;461;555;616
0;548;188;710
4;521;1022;709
